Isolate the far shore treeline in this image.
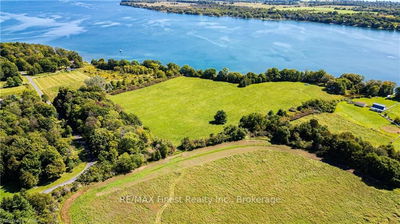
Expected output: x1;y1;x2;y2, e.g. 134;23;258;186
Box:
121;0;400;31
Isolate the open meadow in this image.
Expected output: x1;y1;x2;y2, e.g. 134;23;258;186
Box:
66;141;400;224
294;101;400;149
32;69;90;99
109;77;341;144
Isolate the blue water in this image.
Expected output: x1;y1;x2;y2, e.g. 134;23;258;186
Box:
1;0;399;82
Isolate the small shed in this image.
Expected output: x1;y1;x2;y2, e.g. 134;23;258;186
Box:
370;103;386;113
354;102;367;107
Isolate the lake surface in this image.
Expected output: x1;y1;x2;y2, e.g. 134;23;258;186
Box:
1;0;399;82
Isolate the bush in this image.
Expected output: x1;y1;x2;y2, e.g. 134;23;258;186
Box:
213;110;227;125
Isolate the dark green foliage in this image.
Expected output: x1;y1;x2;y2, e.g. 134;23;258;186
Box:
4;75;22;87
53;87;174;184
0;91;78;189
179;125;247;151
213;110;227;125
180;65;198;77
0;192;58;224
297;99;338;113
0;42;82;76
151;139;176;160
0;58;19;81
394;87;400;101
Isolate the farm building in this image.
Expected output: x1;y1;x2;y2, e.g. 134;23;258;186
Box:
354;102;367;107
370;103;386;113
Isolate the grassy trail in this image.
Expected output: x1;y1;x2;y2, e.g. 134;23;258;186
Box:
63;140;399;223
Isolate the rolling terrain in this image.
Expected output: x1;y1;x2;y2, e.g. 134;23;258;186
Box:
65;141;400;224
110;77;341;144
294;101;400;149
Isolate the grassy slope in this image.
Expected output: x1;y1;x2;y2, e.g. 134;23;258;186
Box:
68;142;399;224
294;101;400;149
110;77;340;144
355;97;400;120
33;69;89;99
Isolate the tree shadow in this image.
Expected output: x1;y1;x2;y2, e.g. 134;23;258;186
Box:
209;120;218;125
320;157;396;190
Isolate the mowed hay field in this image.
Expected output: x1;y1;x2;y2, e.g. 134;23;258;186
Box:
33;69;89;99
66;141;400;224
294;101;400;149
110;77;341;144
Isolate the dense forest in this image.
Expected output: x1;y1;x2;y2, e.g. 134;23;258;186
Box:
0;43;83;87
53;85;175;183
121;1;400;31
0;91;79;189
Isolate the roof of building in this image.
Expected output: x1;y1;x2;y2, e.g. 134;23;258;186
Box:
354;101;366;106
372;103;386;108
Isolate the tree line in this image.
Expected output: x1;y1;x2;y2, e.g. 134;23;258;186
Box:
180;102;400;188
0;42;83;87
91;58;398;99
90;58;181;94
179;65;397;98
121;1;400;30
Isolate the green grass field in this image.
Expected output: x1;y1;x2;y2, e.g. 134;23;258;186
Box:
294;101;400;149
67;141;400;223
33;69;90;99
354;97;400;120
110;77;340;144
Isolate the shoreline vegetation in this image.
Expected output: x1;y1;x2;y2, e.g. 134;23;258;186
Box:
1;42;400;223
120;0;400;31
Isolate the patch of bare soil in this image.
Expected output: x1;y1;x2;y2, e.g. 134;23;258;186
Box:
382;126;400;134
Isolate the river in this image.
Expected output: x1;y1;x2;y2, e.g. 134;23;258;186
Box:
1;0;399;82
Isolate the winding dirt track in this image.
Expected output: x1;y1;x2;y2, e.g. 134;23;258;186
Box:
60;140;319;224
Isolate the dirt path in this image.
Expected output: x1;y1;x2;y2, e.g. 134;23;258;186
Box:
60;140;320;224
25;75;43;96
42;162;96;194
155;170;186;224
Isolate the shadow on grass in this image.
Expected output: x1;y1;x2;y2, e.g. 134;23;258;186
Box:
208;120;224;125
320;157;396;190
1;182;21;194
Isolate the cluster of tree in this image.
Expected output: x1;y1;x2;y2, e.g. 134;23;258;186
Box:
326;74;396;97
179;64;397;98
237;111;400;188
0;42;83;81
90;57;398;99
122;1;400;30
0;91;79;188
90;59;181;93
180;125;247;151
0;192;58;224
53;85;175;184
296;99;338;113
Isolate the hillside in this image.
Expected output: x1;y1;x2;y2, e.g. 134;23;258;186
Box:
110;77;341;144
66;141;400;223
294;101;400;149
